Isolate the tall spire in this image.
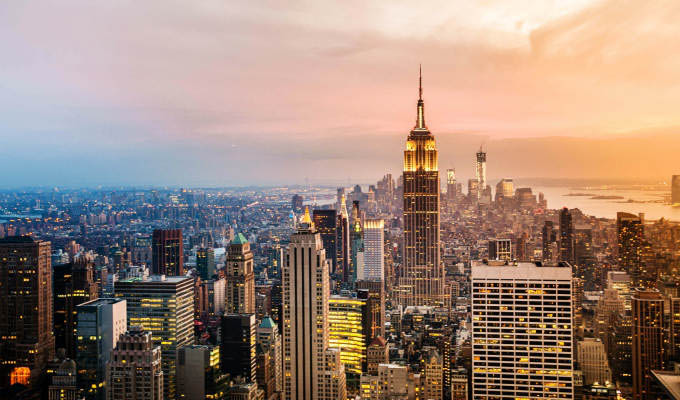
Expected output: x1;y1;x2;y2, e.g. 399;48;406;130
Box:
415;64;427;130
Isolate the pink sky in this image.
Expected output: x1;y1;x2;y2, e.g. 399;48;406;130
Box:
1;0;679;185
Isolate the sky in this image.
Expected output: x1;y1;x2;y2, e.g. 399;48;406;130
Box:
1;0;680;187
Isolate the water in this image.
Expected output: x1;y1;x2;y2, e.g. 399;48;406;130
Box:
532;186;680;221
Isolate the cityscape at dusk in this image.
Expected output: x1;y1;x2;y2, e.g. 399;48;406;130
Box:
2;1;680;400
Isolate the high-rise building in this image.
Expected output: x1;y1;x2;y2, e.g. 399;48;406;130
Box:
542;221;558;262
359;363;409;400
487;238;512;261
471;262;573;399
362;219;384;281
151;229;183;276
617;212;645;287
282;208;346;400
350;201;364;283
329;296;367;376
669;297;680;362
577;338;612;386
220;313;257;383
446;169;457;203
632;289;665;400
48;358;79;400
225;233;255;314
196;247;216;280
366;337;388;375
495;178;514;200
114;275;194;399
177;345;227;400
106;327;163;400
291;194;304;212
559;208;575;264
336;195;351;282
672;175;680;205
0;236;55;391
450;368;468;400
356;281;386;343
475;146;487;197
76;298;127;400
467;179;479;201
313;209;338;274
423;349;443;400
257;316;282;398
54;258;98;358
200;277;225;316
399;68;444;307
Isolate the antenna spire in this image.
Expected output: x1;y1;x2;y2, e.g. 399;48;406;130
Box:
419;64;423;100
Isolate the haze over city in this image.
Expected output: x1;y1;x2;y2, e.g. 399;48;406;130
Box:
2;0;680;187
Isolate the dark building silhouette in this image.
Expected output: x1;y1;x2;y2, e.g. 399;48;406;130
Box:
559;207;575;264
312;209;338;274
291;194;303;212
53;258;98;358
356;281;385;343
152;229;183;276
632;289;665;400
220;314;257;383
617;212;645;287
542;221;557;262
196;247;215;280
0;236;55;391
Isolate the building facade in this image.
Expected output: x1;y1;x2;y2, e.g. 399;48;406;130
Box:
151;229;183;276
225;233;255;314
106;327;163;400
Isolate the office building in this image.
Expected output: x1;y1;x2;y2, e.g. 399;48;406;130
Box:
617;212;645;287
282;207;346;400
366;337;388;375
220;313;257;383
487;238;512;261
363;219;384;281
337;193;351;282
106;327;163;400
256;316;282;398
48;358;79;400
225;234;255;314
291;194;303;212
450;368;468;400
313;209;338;274
542;221;558;262
329;296;367;375
350;201;364;283
201;277;226;316
54;258;98;358
399;68;444;307
114;275;194;399
471;262;573;399
0;237;55;390
359;363;409;400
446;168;458;202
632;289;665;400
196;247;216;280
76;298;127;400
577;338;612;386
476;146;487;196
559;208;575;264
495;178;514;200
356;280;386;342
423;349;443;400
177;345;227;400
151;229;183;276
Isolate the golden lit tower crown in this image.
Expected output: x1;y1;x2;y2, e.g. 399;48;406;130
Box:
404;65;438;173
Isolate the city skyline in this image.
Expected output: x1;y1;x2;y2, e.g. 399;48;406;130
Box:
2;1;680;186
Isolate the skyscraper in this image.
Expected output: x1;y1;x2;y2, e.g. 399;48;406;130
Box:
313;209;338;274
476;146;487;197
577;338;612;386
225;233;255;314
0;236;55;391
114;275;194;399
446;168;457;202
106;327;163;400
542;221;557;262
350;201;364;283
632;289;665;400
559;207;575;264
196;247;215;280
356;281;386;343
328;296;367;376
53;258;98;358
617;212;644;287
337;195;351;283
76;298;128;400
256;316;282;397
177;345;227;400
151;229;183;276
399;68;444;307
220;313;257;383
282;208;346;400
672;175;680;205
471;262;573;399
362;219;384;281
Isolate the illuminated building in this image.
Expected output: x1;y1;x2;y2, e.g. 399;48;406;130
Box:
0;236;55;390
200;277;225;316
350;202;364;283
672;175;680;205
196;247;215;280
608;271;632;311
559;208;575;264
256;316;282;398
313;209;338;274
617;212;644;287
220;313;257;383
151;229;183;276
106;327;163;400
329;296;367;375
423;349;443;400
487;238;512;261
177;345;228;399
475;146;487;197
632;289;665;400
366;337;388;375
446;168;457;202
359;363;408;400
114;275;194;399
542;221;558;262
399;67;444;307
669;297;680;361
48;358;79;400
577;338;612;386
76;298;127;400
471;262;573;399
54;258;98;358
356;281;386;342
450;368;468;400
362;219;384;281
282;207;346;400
495;178;514;200
225;233;255;314
336;194;351;283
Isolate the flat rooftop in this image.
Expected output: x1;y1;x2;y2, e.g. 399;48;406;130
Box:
471;261;572;280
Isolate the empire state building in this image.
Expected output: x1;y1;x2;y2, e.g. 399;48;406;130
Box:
398;68;444;307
